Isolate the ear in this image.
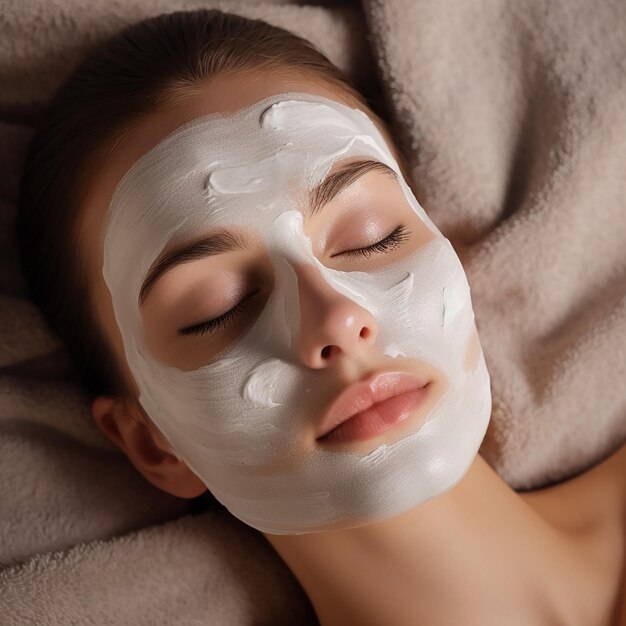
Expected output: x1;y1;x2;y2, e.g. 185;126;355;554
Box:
91;395;207;499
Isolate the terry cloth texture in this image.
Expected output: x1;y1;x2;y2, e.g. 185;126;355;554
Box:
1;0;625;623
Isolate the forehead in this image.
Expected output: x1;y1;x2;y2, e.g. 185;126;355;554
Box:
81;71;352;254
100;90;400;318
107;98;394;258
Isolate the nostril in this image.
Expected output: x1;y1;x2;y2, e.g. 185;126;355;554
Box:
316;327;374;364
321;345;333;359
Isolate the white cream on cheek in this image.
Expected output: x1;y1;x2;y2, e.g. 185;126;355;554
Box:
102;92;491;534
243;357;285;408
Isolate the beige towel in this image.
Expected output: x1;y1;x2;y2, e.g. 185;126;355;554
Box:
1;0;624;623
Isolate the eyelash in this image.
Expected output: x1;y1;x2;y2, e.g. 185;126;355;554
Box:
179;290;259;337
179;224;411;337
337;224;411;259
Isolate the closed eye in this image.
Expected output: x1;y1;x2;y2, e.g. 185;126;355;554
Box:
178;288;261;337
333;224;411;259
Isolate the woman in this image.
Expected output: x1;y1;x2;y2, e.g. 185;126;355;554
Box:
16;9;626;626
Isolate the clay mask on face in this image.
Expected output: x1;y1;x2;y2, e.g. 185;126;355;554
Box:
102;91;491;535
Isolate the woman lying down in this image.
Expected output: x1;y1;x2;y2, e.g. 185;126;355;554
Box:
16;9;626;626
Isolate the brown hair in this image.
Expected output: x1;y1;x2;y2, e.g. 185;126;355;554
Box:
16;8;408;400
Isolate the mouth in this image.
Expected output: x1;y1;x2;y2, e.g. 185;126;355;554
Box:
315;371;432;446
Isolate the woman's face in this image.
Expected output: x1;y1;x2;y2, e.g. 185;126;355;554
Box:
80;71;491;535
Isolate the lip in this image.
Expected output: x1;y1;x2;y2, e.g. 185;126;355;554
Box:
316;371;431;445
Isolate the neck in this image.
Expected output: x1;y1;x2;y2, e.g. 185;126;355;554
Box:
262;454;621;626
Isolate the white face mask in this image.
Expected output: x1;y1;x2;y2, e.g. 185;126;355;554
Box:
102;91;491;535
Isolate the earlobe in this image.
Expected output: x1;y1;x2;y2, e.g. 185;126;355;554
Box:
90;395;207;499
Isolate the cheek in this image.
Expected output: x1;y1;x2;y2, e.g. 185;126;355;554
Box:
100;279;139;394
245;434;313;476
463;323;482;373
141;314;171;366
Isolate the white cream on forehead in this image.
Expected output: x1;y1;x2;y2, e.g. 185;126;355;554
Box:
102;91;491;535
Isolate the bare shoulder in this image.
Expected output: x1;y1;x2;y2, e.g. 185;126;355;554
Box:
603;440;626;506
571;441;626;626
569;440;626;626
522;439;626;534
616;442;626;519
584;439;626;520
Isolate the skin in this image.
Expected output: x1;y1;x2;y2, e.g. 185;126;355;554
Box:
80;69;626;625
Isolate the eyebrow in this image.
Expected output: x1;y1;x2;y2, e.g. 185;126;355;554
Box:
308;158;397;217
138;231;245;307
138;158;397;307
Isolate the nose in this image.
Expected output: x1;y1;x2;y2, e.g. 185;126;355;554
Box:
295;262;378;368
